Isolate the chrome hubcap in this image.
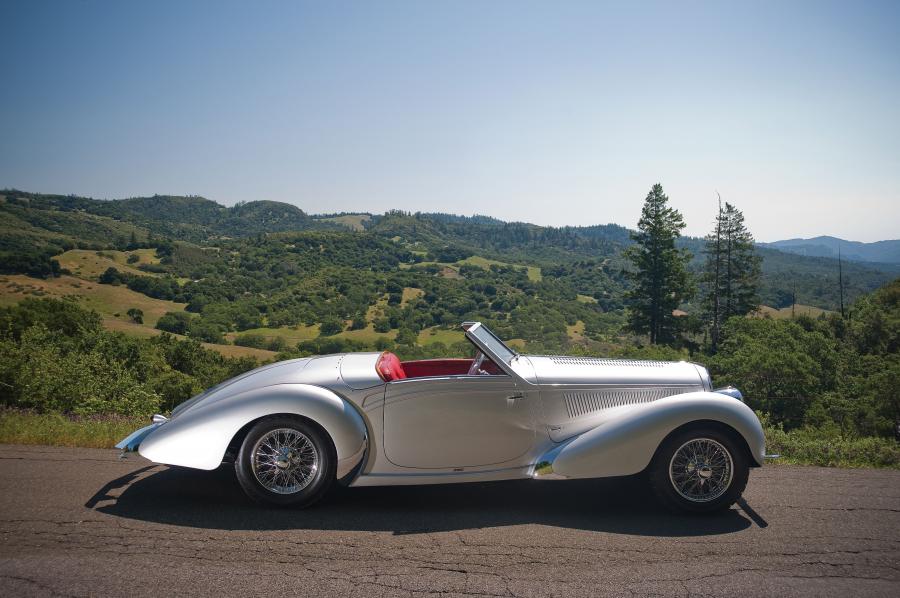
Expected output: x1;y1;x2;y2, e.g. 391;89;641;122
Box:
668;437;733;503
251;428;318;494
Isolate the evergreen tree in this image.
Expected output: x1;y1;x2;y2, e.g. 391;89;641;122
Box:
702;200;761;351
723;202;761;317
702;196;726;351
624;184;693;344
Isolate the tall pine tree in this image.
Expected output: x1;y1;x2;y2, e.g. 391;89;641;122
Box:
624;184;693;345
701;200;761;352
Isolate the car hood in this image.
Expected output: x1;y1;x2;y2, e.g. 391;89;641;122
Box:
524;355;709;388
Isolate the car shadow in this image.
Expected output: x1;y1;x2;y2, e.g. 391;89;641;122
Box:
87;465;761;536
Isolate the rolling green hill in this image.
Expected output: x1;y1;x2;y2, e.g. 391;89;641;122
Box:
2;188;897;355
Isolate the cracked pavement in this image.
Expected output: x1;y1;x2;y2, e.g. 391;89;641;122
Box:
0;445;898;597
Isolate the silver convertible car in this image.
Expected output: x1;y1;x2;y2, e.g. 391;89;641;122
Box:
118;322;767;513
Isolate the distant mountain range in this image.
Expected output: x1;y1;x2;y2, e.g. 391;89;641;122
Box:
761;236;900;265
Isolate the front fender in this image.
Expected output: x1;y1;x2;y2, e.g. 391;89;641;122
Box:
138;384;368;477
543;392;765;479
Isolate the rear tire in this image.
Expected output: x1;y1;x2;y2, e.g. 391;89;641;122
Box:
235;416;335;508
648;426;749;514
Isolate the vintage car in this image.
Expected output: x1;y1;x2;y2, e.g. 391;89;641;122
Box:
118;322;768;513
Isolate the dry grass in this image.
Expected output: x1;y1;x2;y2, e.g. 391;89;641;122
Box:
226;325;320;346
457;255;542;281
104;319;275;359
0;275;272;360
318;214;371;231
0;410;147;449
55;249;161;279
418;326;466;346
506;338;527;350
0;274;183;327
205;343;275;359
335;327;397;343
753;304;834;319
401;287;424;306
566;320;586;342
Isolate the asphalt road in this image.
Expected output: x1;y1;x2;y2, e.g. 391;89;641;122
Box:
0;445;898;597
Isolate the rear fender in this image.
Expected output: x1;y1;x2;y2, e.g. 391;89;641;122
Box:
541;392;765;479
138;384;368;478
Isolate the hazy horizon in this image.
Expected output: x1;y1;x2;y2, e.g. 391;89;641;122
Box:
5;185;900;245
2;1;898;242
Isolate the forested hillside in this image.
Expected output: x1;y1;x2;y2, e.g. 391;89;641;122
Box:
0;188;894;341
1;188;898;458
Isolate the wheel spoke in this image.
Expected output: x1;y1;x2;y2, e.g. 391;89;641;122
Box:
668;437;734;503
251;427;319;495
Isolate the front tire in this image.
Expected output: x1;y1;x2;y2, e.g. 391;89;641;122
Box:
235;416;336;508
648;426;749;514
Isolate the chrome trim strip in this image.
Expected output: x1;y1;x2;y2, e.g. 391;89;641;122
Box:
115;422;164;452
714;386;744;402
360;465;525;478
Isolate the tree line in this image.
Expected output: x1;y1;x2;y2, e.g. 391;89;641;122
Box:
623;183;898;438
624;184;761;351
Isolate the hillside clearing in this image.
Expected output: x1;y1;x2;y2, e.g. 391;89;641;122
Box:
402;255;541;282
458;255;542;281
418;326;466;346
1;274;273;360
318;214;371;231
401;287;424;306
54;249;161;279
567;320;586;342
227;325;320;346
0;274;182;327
105;319;276;359
753;304;835;319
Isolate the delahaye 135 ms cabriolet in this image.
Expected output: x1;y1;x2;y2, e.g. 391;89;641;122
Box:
118;322;769;513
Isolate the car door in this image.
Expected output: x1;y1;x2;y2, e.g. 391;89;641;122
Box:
383;374;536;469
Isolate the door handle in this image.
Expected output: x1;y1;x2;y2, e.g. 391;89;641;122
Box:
506;393;525;406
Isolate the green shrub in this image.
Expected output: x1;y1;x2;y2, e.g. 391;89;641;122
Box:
761;413;900;468
318;318;345;336
156;311;192;335
234;333;268;348
0;326;161;416
0;299;258;418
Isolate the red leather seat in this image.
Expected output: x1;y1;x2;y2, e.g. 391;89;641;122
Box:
376;351;407;382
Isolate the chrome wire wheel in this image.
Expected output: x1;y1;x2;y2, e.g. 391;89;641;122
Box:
668;437;734;503
251;428;319;494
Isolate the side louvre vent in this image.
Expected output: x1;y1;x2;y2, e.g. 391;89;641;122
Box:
550;357;664;368
564;387;687;418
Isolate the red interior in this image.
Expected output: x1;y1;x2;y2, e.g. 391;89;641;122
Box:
376;352;503;382
400;358;472;378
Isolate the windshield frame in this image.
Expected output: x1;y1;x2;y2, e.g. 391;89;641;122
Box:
461;322;518;369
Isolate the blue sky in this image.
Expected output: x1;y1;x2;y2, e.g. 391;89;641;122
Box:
1;1;898;242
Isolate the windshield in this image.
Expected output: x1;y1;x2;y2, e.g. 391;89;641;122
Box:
467;324;516;365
